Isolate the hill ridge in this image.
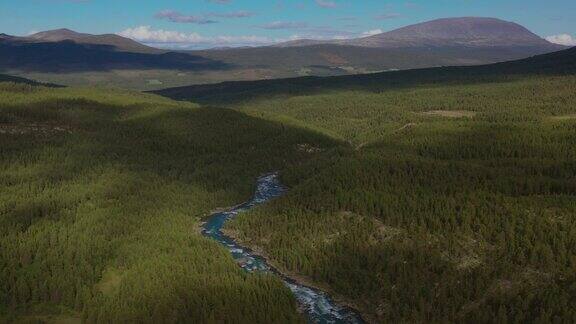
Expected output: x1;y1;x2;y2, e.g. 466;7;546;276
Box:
153;46;576;103
24;28;159;53
278;17;558;49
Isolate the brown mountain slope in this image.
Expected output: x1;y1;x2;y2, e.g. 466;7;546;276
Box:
279;17;562;50
348;17;553;48
27;29;160;53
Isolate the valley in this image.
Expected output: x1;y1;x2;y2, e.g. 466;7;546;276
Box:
1;6;576;323
0;84;335;323
1;47;575;322
202;173;363;323
154;52;576;321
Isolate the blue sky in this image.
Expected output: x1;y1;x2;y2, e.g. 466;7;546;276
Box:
1;0;575;48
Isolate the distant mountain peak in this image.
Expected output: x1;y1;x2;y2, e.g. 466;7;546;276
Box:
24;28;159;53
29;28;89;42
45;28;77;34
277;17;558;49
347;17;553;48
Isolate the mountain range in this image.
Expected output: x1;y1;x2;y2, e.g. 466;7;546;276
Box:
0;17;567;89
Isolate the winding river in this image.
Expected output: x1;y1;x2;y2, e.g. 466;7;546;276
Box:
202;173;364;324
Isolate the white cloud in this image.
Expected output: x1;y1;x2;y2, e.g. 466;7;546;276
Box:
315;0;337;9
154;9;255;24
119;26;203;43
259;21;309;30
155;10;217;24
117;26;273;49
374;13;401;20
361;29;383;37
118;25;387;49
211;11;255;18
546;34;576;46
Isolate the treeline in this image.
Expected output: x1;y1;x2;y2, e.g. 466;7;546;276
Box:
228;74;576;322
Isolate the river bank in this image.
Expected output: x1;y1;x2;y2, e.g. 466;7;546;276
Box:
200;173;365;323
222;227;375;324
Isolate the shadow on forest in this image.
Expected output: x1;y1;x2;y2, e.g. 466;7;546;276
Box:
0;98;344;232
0;41;233;73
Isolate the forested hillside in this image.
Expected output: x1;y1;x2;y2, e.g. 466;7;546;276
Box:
225;74;576;322
0;74;45;86
2;48;576;323
155;46;576;105
0;83;338;322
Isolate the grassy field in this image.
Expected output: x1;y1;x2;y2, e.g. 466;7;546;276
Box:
223;74;576;323
0;82;341;322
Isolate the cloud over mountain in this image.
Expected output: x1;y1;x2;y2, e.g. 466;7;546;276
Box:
546;34;576;46
117;26;272;48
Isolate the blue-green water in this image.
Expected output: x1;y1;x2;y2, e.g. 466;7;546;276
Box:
202;173;364;324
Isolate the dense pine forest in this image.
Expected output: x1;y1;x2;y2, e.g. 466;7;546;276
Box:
1;60;576;322
226;75;576;323
0;83;339;322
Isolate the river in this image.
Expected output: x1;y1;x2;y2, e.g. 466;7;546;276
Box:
202;173;364;324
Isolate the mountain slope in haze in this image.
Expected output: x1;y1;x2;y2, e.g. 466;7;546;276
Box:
347;17;554;47
27;28;160;53
195;43;559;73
154;46;576;104
188;16;567;84
0;33;15;41
28;28;91;42
0;33;230;73
279;17;562;49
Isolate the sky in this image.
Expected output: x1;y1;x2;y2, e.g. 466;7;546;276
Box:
1;0;575;49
